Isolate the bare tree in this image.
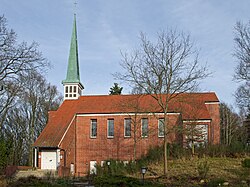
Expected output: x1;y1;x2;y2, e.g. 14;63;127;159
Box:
0;15;48;84
220;102;241;145
119;95;149;161
0;15;49;131
0;15;61;169
20;71;62;165
115;30;209;176
234;21;250;115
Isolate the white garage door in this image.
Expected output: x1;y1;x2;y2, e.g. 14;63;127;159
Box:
41;151;57;170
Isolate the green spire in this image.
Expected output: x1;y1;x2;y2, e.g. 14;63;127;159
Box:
63;14;81;84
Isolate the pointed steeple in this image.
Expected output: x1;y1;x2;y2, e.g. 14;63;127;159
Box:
62;14;84;100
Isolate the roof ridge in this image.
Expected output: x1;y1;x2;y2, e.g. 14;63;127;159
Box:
78;92;217;97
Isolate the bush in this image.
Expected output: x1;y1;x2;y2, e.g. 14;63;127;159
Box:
196;143;250;158
242;158;250;168
8;176;71;187
93;175;163;187
125;161;138;175
96;160;134;176
197;160;209;179
168;143;191;159
139;145;163;165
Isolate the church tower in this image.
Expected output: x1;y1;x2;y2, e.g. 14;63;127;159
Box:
62;14;84;100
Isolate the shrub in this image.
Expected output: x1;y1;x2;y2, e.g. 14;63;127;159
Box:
140;145;163;165
195;143;250;158
242;158;250;168
125;161;138;175
93;175;163;187
96;160;130;176
206;178;225;187
168;143;191;159
197;160;209;179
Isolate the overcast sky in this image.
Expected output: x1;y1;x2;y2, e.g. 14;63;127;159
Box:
1;0;249;107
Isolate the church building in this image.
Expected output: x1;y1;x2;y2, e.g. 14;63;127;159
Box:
33;15;220;176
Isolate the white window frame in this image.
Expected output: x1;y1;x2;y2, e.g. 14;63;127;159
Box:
158;118;164;138
141;118;148;137
90;161;97;174
107;119;114;138
123;161;129;165
101;161;105;167
90;119;97;138
186;124;208;146
124;118;131;137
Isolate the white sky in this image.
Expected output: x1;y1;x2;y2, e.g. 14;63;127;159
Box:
1;0;249;107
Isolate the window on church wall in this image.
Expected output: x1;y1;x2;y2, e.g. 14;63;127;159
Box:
74;86;76;93
66;87;68;93
65;94;68;97
107;119;114;138
90;119;97;138
185;124;208;146
141;118;148;137
124;118;131;137
158;118;164;137
70;86;72;93
90;161;97;174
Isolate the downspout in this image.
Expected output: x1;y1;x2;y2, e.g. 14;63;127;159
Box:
74;116;77;175
34;147;37;168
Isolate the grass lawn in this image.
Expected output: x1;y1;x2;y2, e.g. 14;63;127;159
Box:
145;157;250;186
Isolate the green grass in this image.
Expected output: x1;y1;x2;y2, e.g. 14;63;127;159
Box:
146;157;250;186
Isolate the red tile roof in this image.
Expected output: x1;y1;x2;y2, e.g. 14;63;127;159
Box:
33;92;219;147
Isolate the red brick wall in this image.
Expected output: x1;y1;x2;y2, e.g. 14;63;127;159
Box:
74;114;180;175
59;117;76;170
205;102;220;144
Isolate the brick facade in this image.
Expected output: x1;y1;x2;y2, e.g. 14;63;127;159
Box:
34;93;220;176
205;102;220;144
73;114;180;175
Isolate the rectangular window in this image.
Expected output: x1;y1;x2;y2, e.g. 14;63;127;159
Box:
196;124;208;143
158;118;164;137
124;118;131;137
101;161;105;167
90;119;97;138
107;119;114;138
90;161;97;174
65;86;68;93
186;124;208;146
141;118;148;137
74;86;77;93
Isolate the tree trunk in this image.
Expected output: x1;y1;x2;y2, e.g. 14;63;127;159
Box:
192;141;195;156
163;111;168;176
133;120;137;161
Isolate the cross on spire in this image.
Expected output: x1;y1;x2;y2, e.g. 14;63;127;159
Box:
74;0;77;15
